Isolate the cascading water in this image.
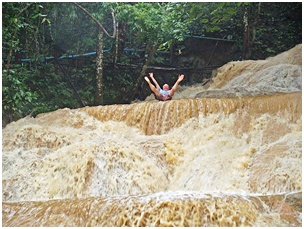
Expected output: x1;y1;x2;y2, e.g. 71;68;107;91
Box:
2;44;302;226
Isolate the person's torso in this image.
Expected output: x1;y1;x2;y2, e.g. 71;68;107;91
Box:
158;88;172;101
159;88;170;95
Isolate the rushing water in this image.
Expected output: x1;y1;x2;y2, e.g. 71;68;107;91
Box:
2;45;302;226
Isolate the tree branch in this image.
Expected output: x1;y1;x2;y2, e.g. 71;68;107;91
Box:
16;3;34;17
74;2;116;39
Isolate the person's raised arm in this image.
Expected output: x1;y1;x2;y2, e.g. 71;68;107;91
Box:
169;74;184;97
149;73;161;89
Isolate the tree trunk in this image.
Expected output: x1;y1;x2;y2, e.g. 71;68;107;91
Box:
114;22;119;67
243;3;261;59
130;42;158;101
242;4;250;59
95;29;104;105
73;3;116;105
251;3;261;52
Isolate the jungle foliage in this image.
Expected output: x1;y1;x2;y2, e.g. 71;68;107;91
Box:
2;2;302;125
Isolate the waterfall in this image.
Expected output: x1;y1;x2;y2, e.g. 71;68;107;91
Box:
2;45;302;226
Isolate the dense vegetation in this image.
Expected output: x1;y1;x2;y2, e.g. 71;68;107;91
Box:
2;2;302;125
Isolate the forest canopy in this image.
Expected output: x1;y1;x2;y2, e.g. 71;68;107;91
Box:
2;2;302;125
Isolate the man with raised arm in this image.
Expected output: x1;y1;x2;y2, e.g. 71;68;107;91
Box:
144;72;184;101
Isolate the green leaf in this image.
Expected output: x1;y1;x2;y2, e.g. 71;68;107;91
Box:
41;18;47;24
200;18;209;23
226;7;236;15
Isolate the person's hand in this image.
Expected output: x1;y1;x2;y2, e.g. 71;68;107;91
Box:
149;72;154;78
144;76;150;83
178;74;184;82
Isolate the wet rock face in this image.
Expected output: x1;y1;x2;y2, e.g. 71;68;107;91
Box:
81;92;301;135
190;44;302;99
2;192;302;227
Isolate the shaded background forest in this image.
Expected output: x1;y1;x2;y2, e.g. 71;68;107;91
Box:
2;2;302;125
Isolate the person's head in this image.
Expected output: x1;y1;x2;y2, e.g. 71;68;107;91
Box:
163;84;170;91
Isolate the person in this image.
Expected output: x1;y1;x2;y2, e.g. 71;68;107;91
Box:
144;72;184;101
